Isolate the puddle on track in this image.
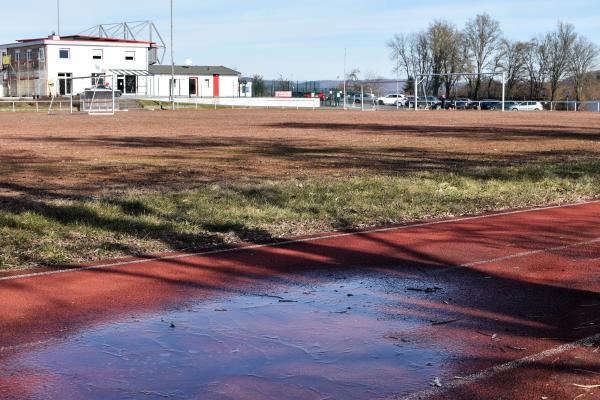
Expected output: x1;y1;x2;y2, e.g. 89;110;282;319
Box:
2;274;454;400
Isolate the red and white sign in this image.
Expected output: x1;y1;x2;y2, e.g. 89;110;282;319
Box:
275;91;292;98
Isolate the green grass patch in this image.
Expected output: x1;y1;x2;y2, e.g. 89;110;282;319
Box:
1;160;599;270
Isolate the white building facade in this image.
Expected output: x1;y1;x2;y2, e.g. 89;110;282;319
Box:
147;65;241;98
1;34;243;99
0;35;155;98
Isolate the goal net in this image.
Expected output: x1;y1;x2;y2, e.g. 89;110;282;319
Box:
48;73;118;115
343;78;413;111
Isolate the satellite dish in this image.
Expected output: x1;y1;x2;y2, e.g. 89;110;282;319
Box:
185;59;193;66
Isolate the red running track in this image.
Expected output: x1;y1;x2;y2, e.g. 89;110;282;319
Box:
0;201;599;399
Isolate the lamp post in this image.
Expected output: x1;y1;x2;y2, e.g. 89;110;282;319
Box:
343;48;347;110
57;0;61;36
170;0;175;110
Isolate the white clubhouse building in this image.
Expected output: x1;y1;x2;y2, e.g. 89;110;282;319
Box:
0;34;241;98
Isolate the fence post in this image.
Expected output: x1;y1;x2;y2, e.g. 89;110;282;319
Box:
12;101;15;112
36;101;39;113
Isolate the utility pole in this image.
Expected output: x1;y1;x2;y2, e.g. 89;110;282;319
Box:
343;48;347;110
57;0;61;36
170;0;175;110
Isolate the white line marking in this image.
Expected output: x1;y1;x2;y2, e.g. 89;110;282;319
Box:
1;200;598;282
398;333;600;400
439;237;600;273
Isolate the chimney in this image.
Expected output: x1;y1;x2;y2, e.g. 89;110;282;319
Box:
49;34;61;41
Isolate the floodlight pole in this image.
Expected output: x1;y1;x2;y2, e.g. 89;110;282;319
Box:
343;48;347;110
501;71;506;112
414;77;418;111
170;0;175;111
57;0;61;36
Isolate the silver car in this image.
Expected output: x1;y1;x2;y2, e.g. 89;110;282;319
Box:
510;101;544;111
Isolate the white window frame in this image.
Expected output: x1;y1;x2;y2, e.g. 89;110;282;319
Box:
39;48;45;62
92;49;103;60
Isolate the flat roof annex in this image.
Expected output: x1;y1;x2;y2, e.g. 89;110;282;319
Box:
149;65;240;76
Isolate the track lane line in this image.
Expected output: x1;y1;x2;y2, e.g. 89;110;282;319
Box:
397;333;600;400
1;200;598;282
439;237;600;273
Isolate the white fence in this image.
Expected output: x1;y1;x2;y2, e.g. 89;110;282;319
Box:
143;96;321;109
1;98;598;113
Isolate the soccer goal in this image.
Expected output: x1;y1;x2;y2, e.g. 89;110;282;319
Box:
48;73;117;115
413;72;506;111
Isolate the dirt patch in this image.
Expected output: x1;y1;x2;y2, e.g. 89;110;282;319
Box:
1;109;598;197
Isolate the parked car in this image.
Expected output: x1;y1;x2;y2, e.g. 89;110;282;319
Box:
353;93;377;104
303;92;327;101
509;101;544;111
377;93;406;106
80;85;122;97
479;100;503;110
407;96;441;109
450;98;474;110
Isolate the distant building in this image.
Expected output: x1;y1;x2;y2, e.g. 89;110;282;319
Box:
0;34;243;98
0;34;155;97
148;65;241;98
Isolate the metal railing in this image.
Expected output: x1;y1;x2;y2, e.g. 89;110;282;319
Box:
0;99;76;113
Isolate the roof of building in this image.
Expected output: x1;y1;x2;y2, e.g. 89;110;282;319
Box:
149;65;240;76
14;35;155;45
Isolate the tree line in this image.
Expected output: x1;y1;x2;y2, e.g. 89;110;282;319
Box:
387;14;599;101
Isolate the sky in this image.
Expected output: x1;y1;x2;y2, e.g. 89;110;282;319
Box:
1;0;598;80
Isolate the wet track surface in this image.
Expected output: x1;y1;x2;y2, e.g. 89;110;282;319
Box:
1;202;599;399
3;277;449;400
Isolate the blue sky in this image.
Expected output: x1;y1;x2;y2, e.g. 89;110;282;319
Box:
1;1;598;79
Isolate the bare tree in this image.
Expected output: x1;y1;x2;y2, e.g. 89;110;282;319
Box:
499;39;529;98
428;20;463;97
463;13;502;99
387;31;432;89
569;36;599;102
346;68;361;92
546;22;578;101
524;38;550;99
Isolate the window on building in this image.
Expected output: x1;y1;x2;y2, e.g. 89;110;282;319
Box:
59;48;70;59
204;79;210;88
39;48;45;62
91;73;105;86
125;51;135;61
26;49;32;62
15;50;20;63
92;49;103;60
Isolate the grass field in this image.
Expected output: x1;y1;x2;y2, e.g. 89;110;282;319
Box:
0;109;599;269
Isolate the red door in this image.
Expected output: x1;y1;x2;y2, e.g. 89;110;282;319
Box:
213;74;220;97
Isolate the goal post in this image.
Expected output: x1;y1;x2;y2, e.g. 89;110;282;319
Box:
83;73;116;115
47;73;117;115
414;72;506;112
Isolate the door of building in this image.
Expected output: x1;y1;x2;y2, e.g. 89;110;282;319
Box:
125;75;137;94
117;77;125;93
213;74;220;97
189;77;198;96
58;73;72;96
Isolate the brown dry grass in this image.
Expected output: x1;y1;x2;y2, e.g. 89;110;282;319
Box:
1;109;598;198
